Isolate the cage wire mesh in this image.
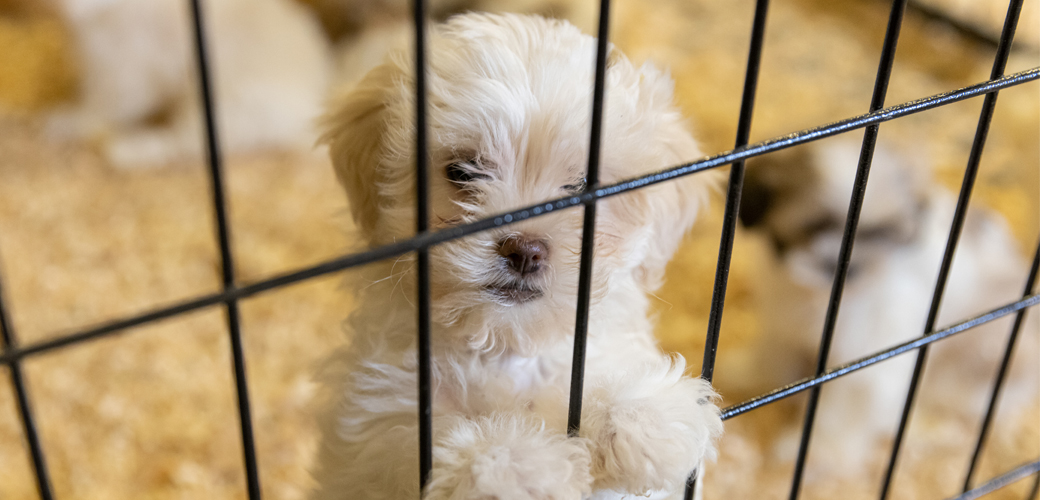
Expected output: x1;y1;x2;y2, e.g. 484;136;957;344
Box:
0;0;1037;498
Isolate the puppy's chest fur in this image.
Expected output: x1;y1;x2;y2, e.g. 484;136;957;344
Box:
402;285;660;419
495;353;555;393
432;318;647;416
431;353;558;413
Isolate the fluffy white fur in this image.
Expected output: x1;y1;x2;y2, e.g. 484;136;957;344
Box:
49;0;331;168
738;135;1039;476
313;13;723;500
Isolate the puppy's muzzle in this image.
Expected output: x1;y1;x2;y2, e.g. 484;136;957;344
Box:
498;235;549;277
486;235;550;304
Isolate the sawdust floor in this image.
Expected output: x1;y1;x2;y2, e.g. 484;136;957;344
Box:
0;0;1038;498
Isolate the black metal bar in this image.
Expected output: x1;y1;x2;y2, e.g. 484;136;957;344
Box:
0;264;54;500
790;2;908;498
701;0;770;387
187;1;261;498
721;294;1040;420
1028;470;1040;499
0;68;1036;368
879;2;1024;498
962;240;1040;491
947;461;1040;500
685;0;770;496
567;0;611;438
411;0;433;490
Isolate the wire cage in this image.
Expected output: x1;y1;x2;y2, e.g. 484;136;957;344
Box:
0;0;1037;498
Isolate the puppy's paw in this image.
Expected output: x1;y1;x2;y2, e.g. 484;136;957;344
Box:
582;359;722;495
425;415;592;500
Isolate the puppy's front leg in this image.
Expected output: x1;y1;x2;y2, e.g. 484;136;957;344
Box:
579;357;722;495
425;414;593;500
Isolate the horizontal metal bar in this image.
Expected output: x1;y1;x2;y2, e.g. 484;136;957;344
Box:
720;294;1040;420
0;67;1036;367
945;460;1040;500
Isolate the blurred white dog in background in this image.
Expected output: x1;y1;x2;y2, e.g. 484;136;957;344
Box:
49;0;332;168
737;135;1039;476
312;13;723;500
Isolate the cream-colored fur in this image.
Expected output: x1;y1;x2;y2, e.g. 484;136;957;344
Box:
738;135;1039;477
313;13;723;500
49;0;332;168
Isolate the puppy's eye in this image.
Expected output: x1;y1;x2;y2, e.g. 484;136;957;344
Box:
562;177;587;194
446;161;487;186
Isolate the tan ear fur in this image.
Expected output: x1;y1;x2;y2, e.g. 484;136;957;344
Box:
320;63;399;241
637;121;720;292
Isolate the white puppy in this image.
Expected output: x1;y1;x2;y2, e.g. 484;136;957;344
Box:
738;135;1038;475
313;13;723;500
49;0;331;168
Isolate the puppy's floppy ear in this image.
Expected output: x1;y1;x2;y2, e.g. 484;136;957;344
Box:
320;63;400;241
631;68;721;291
637;122;719;291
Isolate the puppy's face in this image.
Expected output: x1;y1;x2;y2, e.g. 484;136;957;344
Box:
740;136;928;288
324;13;713;353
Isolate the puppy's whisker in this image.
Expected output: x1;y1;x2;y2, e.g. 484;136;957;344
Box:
645;289;673;311
362;255;412;289
390;265;415;301
435;213;466;228
369;255;414;301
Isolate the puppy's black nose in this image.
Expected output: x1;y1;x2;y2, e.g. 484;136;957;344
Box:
498;235;549;276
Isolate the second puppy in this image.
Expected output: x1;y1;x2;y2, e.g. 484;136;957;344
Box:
739;135;1038;477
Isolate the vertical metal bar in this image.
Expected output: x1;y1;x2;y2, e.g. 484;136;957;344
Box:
699;0;770;385
962;240;1040;491
0;262;54;500
789;2;909;497
879;1;1024;497
566;0;612;438
187;1;261;498
411;0;433;490
684;0;770;497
